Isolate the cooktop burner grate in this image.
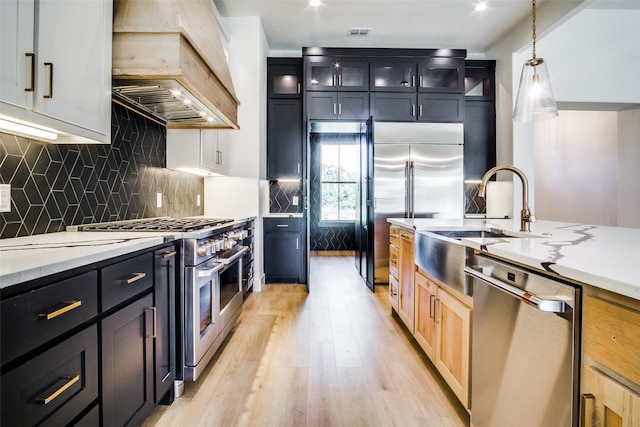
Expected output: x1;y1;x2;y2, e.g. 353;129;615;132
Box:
77;217;234;232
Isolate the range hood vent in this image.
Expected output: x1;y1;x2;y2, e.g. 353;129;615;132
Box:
112;0;239;129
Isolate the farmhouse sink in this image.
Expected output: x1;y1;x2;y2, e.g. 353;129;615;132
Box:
429;229;508;240
415;229;510;295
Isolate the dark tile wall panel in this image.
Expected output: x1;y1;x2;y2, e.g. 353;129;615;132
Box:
465;181;486;215
0;104;203;239
309;133;356;251
269;181;303;213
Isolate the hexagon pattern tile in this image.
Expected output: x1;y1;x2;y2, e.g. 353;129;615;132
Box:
0;104;204;238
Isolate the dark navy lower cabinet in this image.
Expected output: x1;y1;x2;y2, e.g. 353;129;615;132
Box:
264;217;305;283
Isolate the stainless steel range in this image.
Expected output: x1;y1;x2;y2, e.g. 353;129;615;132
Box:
72;216;255;396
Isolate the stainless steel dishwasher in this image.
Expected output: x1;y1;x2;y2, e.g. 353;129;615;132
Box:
465;253;581;427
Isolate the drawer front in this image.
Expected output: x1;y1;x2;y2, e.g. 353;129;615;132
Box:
264;217;302;232
389;274;399;311
584;296;640;385
101;252;153;311
389;226;401;246
1;271;98;364
71;405;100;427
1;325;99;427
389;244;399;279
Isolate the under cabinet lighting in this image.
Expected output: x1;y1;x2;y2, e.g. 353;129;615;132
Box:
176;167;222;177
0;115;58;141
309;0;321;6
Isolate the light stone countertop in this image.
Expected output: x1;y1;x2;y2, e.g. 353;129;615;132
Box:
388;217;640;301
0;232;178;289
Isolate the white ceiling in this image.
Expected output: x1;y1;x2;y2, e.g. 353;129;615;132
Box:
213;0;640;54
213;0;555;53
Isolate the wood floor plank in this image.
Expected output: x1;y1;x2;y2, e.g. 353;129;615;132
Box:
142;256;469;427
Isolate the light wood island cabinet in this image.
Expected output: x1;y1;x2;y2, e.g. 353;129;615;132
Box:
415;268;471;410
389;224;471;410
582;289;640;426
389;226;415;333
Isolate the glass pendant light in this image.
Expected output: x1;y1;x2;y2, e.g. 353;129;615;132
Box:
513;0;558;122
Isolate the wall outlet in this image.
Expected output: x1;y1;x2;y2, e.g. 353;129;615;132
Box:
292;196;299;206
0;184;10;212
156;192;162;208
197;194;201;207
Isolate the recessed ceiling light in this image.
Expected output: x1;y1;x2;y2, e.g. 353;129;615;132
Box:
474;2;488;11
309;0;321;6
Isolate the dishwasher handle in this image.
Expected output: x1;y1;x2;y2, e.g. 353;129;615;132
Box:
464;266;567;313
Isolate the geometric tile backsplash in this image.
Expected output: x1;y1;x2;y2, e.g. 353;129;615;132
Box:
0;103;204;239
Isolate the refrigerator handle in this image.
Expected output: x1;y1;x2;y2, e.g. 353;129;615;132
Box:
405;161;410;217
409;161;415;218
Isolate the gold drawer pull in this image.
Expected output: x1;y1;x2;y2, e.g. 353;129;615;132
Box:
39;300;82;320
36;375;80;405
122;272;146;284
162;250;177;259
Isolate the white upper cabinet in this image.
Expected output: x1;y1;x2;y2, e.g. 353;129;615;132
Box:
0;0;112;144
0;0;34;110
166;129;230;177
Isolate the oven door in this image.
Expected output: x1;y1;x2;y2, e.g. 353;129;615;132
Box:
185;260;223;370
217;247;248;332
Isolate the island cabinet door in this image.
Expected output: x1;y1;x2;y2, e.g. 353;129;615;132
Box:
582;366;640;426
435;288;471;409
101;293;154;427
414;271;437;361
397;230;415;333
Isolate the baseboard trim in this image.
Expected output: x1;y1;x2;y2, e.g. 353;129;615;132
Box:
310;250;355;257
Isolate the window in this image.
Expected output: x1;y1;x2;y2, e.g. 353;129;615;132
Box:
321;143;357;221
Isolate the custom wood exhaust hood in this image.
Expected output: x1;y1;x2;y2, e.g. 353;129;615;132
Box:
112;0;240;129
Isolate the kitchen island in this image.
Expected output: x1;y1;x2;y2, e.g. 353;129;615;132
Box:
388;217;640;301
388;217;640;426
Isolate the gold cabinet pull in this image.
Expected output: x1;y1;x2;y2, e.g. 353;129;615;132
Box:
148;307;157;338
122;272;146;284
25;53;35;91
44;62;53;98
297;82;301;94
580;393;594;427
429;295;436;319
162;250;177;260
39;300;82;320
36;375;80;405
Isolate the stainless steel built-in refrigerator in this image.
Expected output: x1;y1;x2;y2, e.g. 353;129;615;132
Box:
373;122;464;284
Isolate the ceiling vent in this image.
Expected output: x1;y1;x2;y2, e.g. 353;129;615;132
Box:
347;28;371;37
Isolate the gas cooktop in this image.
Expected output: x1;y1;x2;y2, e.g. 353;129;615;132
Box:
73;217;234;232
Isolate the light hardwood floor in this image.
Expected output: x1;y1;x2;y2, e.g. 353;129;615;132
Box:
142;256;469;427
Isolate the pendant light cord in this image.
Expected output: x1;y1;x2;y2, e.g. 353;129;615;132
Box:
531;0;537;60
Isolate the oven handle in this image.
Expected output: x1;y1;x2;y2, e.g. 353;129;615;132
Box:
197;263;224;278
214;246;248;265
464;266;567;313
